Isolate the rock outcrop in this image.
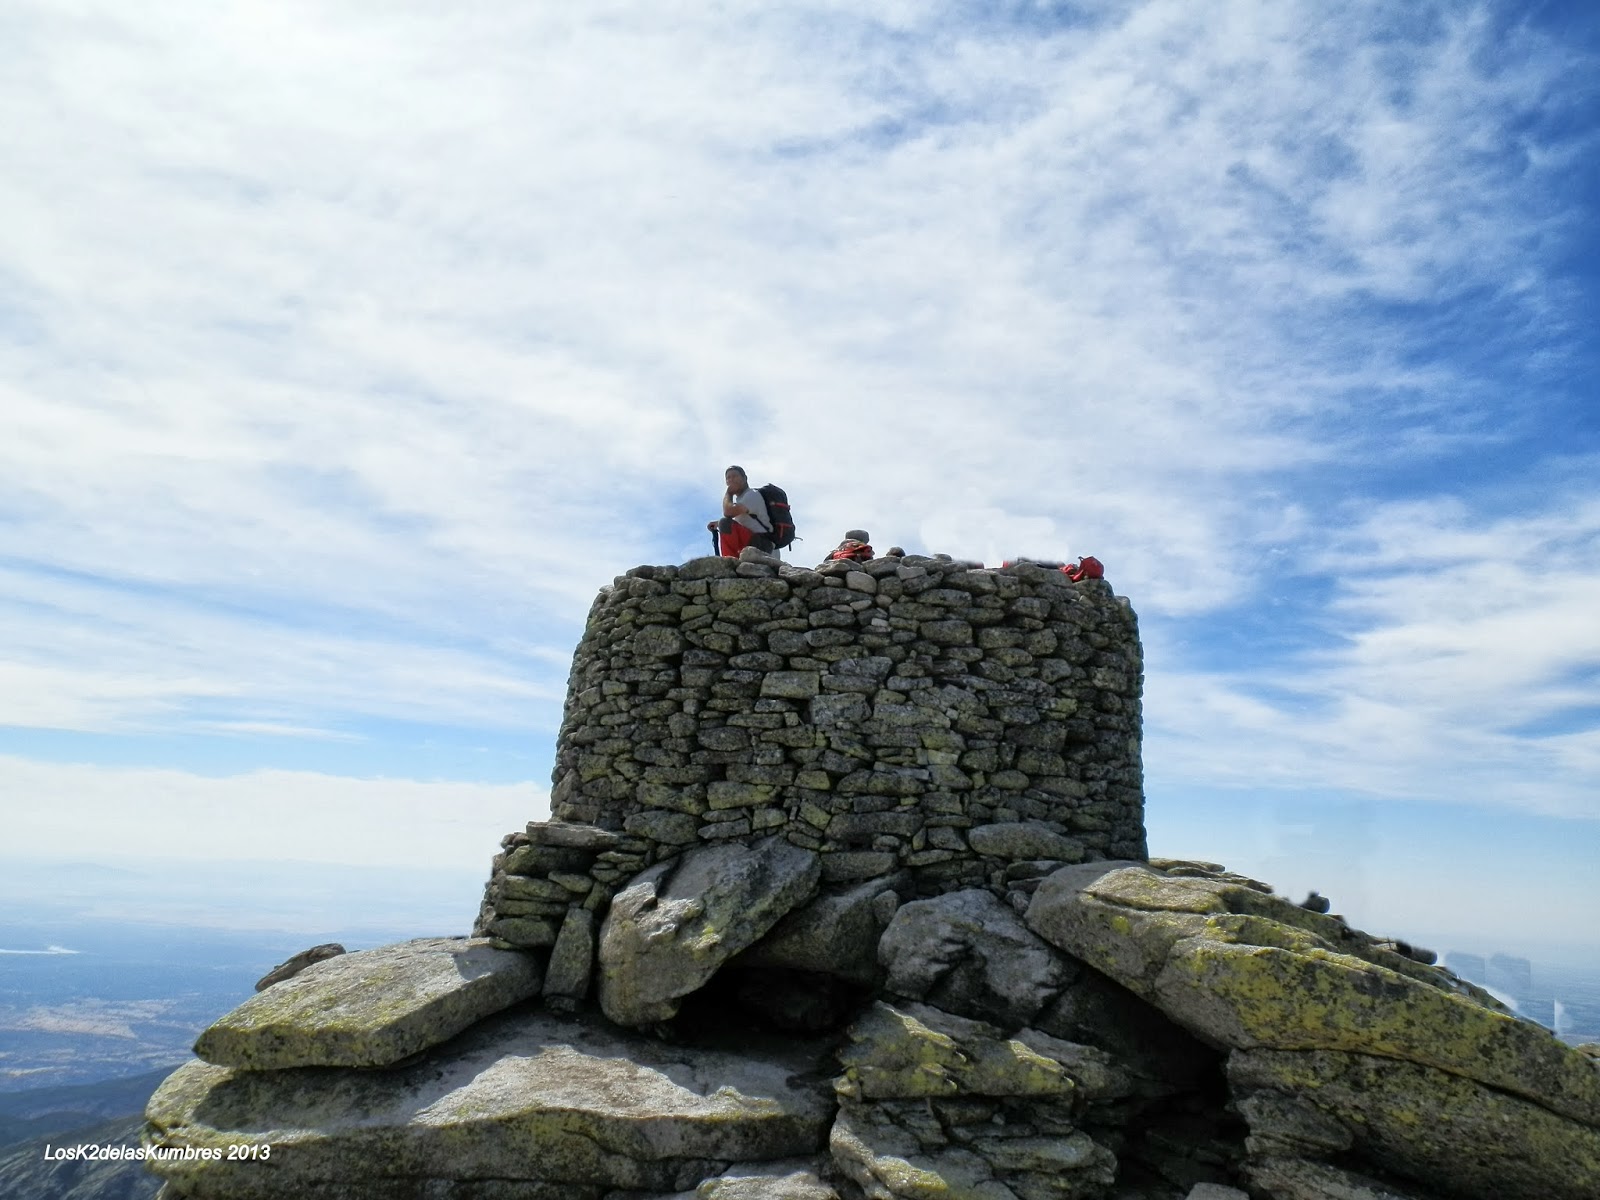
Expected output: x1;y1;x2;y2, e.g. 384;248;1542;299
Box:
145;860;1600;1200
142;552;1600;1200
1025;860;1600;1200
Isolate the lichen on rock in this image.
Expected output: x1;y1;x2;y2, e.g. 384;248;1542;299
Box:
193;936;543;1070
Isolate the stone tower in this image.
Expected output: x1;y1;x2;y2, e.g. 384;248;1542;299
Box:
477;550;1146;952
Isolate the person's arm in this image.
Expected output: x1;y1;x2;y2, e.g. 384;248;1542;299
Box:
723;490;750;518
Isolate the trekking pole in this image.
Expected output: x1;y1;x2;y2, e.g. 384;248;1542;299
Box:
710;529;720;556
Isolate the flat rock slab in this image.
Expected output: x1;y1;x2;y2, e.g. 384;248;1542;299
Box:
694;1166;842;1200
194;937;542;1069
837;1001;1085;1102
599;836;821;1026
967;822;1086;863
830;1100;1114;1200
1242;1156;1437;1200
627;1159;844;1199
1025;862;1600;1130
147;1008;836;1199
1231;1048;1600;1200
254;943;344;991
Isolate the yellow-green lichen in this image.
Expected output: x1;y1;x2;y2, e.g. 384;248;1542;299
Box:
1159;940;1600;1127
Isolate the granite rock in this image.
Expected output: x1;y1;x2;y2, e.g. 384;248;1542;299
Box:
968;823;1087;863
737;878;902;985
878;888;1073;1027
1230;1048;1600;1200
194;937;542;1070
149;1008;836;1199
599;836;822;1026
1024;862;1600;1127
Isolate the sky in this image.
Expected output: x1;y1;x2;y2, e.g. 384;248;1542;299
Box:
1;0;1597;954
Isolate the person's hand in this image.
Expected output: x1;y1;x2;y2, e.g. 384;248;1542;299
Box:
706;520;718;531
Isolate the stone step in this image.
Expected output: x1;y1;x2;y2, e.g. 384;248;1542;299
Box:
148;1009;835;1199
194;936;542;1070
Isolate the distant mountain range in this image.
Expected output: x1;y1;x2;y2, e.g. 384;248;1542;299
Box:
0;1068;174;1151
0;908;438;1200
0;1069;171;1200
0;1116;159;1199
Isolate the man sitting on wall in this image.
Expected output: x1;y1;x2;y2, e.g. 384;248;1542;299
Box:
706;465;775;557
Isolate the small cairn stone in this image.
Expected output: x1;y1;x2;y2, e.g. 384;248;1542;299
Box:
254;943;345;991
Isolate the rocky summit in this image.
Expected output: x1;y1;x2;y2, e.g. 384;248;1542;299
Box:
144;551;1600;1199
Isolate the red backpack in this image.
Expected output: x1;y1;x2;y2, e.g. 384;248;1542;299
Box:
1064;555;1104;582
828;539;873;562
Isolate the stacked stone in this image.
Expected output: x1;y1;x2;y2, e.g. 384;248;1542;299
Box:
477;822;623;952
478;549;1145;951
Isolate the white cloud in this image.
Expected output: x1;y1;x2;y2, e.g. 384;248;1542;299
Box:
1145;480;1600;819
0;565;568;735
0;0;1593;845
0;755;549;868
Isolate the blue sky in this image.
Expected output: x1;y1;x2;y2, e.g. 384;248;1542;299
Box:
2;0;1597;950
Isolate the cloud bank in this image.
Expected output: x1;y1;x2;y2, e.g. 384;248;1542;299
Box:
1;1;1595;915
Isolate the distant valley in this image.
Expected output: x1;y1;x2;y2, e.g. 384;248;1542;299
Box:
0;1114;160;1200
0;903;452;1093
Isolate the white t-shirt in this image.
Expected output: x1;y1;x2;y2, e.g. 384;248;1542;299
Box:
731;486;770;535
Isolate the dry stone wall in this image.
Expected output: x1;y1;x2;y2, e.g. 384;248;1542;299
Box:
477;549;1146;954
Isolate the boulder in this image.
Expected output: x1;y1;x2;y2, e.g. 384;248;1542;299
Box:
878;888;1073;1027
146;1008;836;1199
599;837;822;1026
194;937;542;1070
1230;1048;1600;1200
1024;862;1600;1129
830;1105;1006;1200
829;996;1141;1200
836;1001;1079;1101
737;878;902;985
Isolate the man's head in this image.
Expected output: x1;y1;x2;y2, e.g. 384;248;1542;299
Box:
724;465;748;492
